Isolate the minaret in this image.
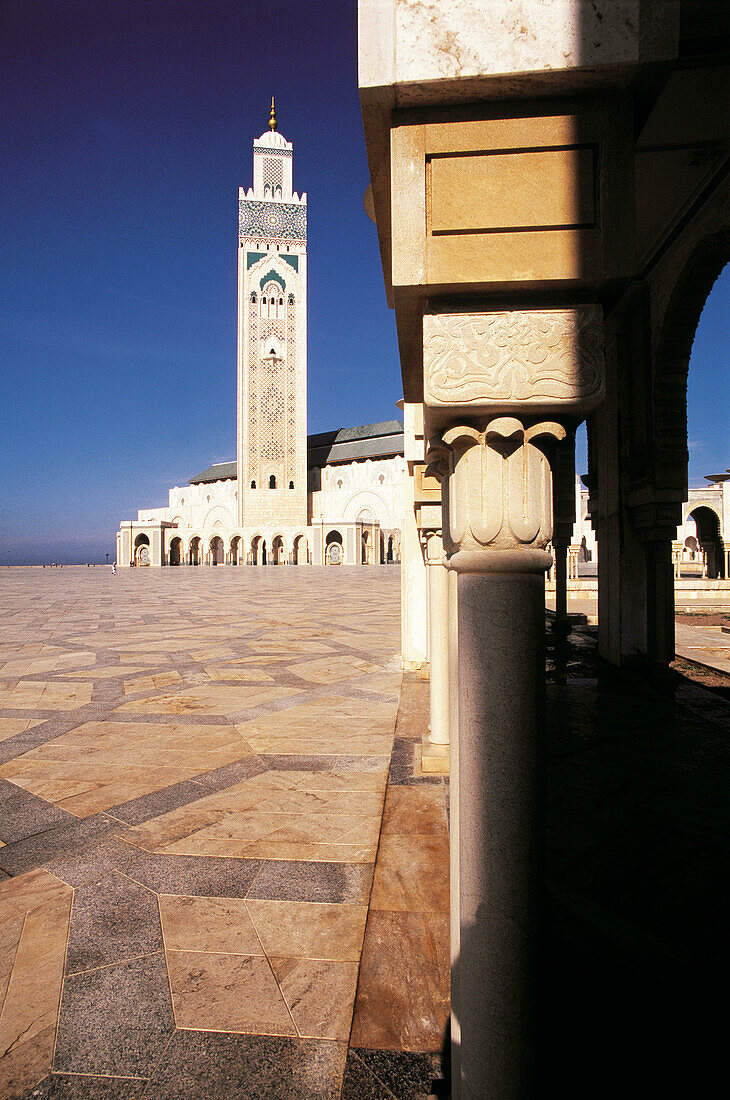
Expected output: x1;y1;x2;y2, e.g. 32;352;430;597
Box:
237;100;308;529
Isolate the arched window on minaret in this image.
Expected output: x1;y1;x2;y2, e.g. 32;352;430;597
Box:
250;291;257;304
251;480;256;489
269;475;277;489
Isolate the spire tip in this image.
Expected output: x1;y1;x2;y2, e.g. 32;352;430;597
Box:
269;97;277;131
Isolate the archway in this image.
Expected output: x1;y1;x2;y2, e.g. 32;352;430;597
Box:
688;506;725;579
169;536;183;566
325;530;343;566
271;535;284;565
250;536;262;565
230;535;241;565
361;530;369;565
654;243;730;508
293;534;307;565
189;536;201;566
387;535;394;563
134;534;150;567
210;536;224;566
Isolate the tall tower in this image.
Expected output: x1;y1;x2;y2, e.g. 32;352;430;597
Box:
237;100;308;529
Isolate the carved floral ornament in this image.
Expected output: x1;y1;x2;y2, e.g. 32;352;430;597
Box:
427;418;566;572
423;307;604;414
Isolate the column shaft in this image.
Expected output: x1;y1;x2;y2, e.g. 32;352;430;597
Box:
428;553;450;746
553;541;568;626
454;571;544;1099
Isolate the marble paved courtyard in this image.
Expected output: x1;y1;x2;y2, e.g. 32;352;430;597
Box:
0;568;449;1099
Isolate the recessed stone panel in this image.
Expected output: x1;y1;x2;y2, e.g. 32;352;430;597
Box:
429;147;595;234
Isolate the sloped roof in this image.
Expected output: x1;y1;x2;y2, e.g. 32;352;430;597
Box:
188;461;237;485
188;420;404;483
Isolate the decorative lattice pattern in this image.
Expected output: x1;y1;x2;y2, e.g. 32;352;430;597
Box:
254;145;292;158
239;200;306;242
263;158;283;189
247;300;292;481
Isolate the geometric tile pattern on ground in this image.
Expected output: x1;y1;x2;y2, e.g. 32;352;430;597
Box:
0;566;401;1097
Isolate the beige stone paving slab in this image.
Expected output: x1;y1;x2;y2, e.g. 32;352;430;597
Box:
122;670;183;694
0;681;92;711
72;664;152;680
162;810;381;850
288;655;384;684
116;652;172;665
160;896;264;955
245;900;368;962
229;655;298;665
225;768;388;794
0;717;45;743
354;666;404;696
238;839;377;863
0;720;254;815
243;733;394;757
189;647;239;661
253;638;336;655
0;915;25;1009
0;653;96;678
270;956;360;1040
116;683;300;715
0;871;72;1099
128;781;384;857
166;951;297;1036
201;666;275;683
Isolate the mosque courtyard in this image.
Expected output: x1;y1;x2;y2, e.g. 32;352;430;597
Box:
0;567;727;1097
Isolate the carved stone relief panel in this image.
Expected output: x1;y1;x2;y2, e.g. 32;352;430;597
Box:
423;307;604;415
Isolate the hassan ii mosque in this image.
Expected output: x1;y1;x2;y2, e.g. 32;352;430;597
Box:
116;102;405;569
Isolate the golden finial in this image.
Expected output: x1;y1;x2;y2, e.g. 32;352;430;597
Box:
268;96;277;131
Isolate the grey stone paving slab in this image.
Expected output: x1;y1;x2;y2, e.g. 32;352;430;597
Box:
54;951;174;1078
108;779;214;825
190;755;270;791
124;852;263;898
0;780;77;843
0;813;118;875
246;859;374;904
65;871;165;975
45;835;143;887
341;1049;443;1100
27;1073;148;1098
146;1031;347;1099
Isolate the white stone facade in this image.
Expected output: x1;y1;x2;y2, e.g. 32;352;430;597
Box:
571;476;728;577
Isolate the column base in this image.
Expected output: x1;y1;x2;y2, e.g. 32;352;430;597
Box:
421;731;450;775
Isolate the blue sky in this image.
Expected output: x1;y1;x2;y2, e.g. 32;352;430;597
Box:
0;1;727;564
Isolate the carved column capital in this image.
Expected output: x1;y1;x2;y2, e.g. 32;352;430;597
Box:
438;416;566;574
419;529;445;566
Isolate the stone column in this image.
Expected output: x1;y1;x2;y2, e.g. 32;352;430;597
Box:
425;532;449;745
436;417;565;1100
422;306;604;1097
551;433;576;633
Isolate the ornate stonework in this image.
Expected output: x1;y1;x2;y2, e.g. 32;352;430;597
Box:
238;200;307;242
423;307;604;413
432;417;566;570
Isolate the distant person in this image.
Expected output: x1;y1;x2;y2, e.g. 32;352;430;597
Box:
111;563;117;576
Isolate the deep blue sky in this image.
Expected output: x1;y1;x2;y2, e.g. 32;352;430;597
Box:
0;1;727;564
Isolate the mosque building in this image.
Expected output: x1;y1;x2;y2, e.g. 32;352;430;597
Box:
116;102;405;568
